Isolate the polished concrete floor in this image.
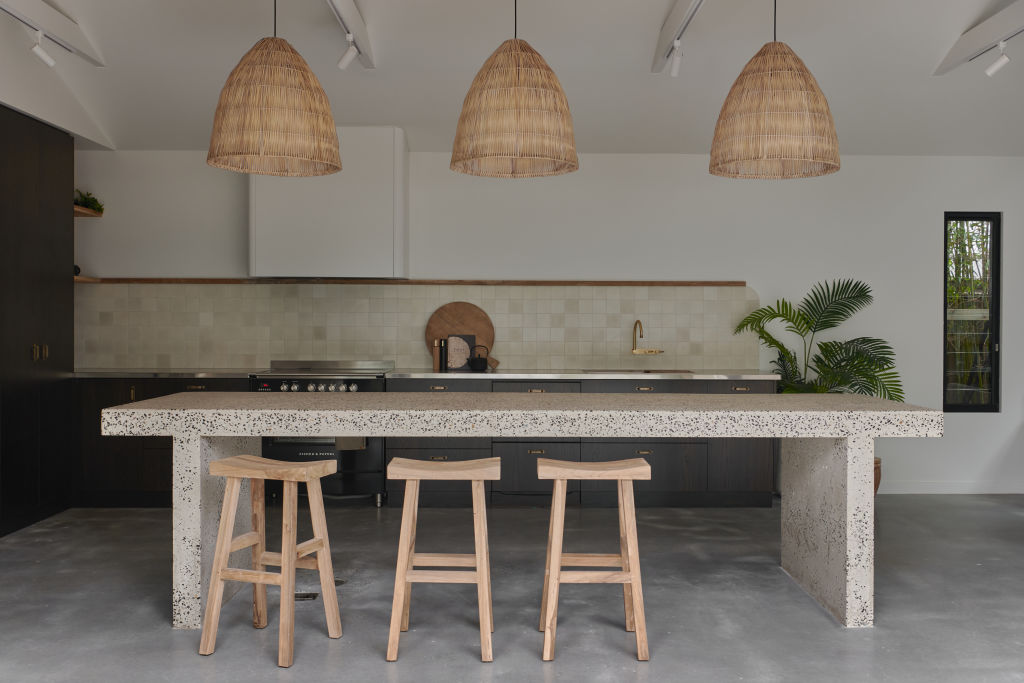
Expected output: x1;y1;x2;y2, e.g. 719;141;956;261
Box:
1;495;1022;682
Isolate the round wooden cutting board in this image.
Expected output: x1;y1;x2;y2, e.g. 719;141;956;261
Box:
425;301;499;368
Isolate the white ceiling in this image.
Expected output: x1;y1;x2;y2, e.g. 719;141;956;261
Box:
32;0;1024;154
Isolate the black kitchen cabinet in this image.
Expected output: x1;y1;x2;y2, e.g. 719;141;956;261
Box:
581;379;708;394
73;378;248;506
0;106;74;536
492;380;580;393
386;378;492;393
492;441;581;505
581;440;708;507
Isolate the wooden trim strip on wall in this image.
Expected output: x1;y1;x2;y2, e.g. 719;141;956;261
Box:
73;277;746;287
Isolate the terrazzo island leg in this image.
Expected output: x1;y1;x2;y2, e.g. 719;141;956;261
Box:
780;436;875;627
172;435;261;629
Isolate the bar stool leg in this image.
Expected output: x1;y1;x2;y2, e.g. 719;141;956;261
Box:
387;481;419;661
619;481;649;661
199;476;242;656
251;478;268;629
471;480;494;662
307;479;342;639
541;478;568;661
538;489;557;632
278;481;298;668
617;481;635;633
478;483;494;634
401;481;420;632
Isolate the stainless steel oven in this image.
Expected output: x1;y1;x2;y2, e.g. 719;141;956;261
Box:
249;360;393;505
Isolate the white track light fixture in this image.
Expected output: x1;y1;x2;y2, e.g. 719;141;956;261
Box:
32;30;55;67
985;41;1010;76
337;33;358;70
669;39;682;77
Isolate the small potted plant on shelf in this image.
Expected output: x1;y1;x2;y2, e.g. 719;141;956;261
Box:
734;279;903;494
74;189;104;217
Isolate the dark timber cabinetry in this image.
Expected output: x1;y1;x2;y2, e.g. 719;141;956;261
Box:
385;376;777;507
74;378;248;506
0;107;74;536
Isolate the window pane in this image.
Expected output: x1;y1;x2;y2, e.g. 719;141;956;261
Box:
944;214;1000;411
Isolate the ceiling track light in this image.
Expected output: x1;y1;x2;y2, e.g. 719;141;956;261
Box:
337;32;358;70
32;29;55;67
669;39;682;77
985;40;1010;76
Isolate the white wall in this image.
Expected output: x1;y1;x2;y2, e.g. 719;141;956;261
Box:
73;149;1023;493
75;151;248;277
409;152;1022;494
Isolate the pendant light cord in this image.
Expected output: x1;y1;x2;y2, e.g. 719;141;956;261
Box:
773;0;777;42
514;0;517;39
274;0;277;37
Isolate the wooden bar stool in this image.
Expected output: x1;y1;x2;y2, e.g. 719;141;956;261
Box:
199;455;342;668
537;457;651;661
386;456;500;662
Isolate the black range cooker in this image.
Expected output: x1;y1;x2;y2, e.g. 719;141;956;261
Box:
249;360;394;505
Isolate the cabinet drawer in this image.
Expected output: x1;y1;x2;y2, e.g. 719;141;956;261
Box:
385;448;492;506
708;438;775;492
492;381;580;394
706;380;776;394
492;441;581;505
582;379;707;394
387;437;491;449
386;378;492;392
580;441;708;506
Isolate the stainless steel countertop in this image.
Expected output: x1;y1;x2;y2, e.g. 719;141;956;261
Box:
74;369;254;379
388;369;780;380
75;368;780;381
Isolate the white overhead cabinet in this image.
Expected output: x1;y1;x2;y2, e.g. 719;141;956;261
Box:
249;126;408;277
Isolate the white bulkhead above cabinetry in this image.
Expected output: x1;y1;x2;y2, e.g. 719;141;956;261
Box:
249;126;409;277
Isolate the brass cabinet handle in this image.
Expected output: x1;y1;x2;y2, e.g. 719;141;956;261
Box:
430;385;448;391
635;386;654;392
635;449;653;455
185;384;206;391
527;449;546;455
527;388;546;393
129;385;136;402
42;344;49;361
31;344;40;361
429;455;448;461
732;385;751;392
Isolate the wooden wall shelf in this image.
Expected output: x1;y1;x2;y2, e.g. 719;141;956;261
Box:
73;205;102;218
71;277;746;287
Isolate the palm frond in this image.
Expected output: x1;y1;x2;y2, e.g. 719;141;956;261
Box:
734;299;811;337
811;338;904;401
770;348;803;385
799;279;873;333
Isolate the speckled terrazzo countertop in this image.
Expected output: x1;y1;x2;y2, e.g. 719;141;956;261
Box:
102;391;942;440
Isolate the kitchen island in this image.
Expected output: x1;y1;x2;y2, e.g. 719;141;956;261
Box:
102;391;942;630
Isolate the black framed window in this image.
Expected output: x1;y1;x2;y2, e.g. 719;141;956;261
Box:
944;212;1000;412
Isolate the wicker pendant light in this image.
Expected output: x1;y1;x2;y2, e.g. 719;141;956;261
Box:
709;3;839;179
207;4;340;177
450;3;578;178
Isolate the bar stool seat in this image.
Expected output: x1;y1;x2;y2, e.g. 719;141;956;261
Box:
386;456;500;662
199;455;342;668
537;457;651;661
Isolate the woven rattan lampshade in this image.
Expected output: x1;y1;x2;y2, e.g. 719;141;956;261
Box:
709;41;839;179
207;37;341;177
451;38;578;178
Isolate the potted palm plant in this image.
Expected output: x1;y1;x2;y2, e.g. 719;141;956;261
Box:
735;279;903;493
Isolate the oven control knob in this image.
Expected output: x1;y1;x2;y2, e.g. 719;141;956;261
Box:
290;383;299;392
327;384;336;392
307;383;316;392
317;383;326;392
280;383;289;392
337;383;348;392
347;383;359;392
